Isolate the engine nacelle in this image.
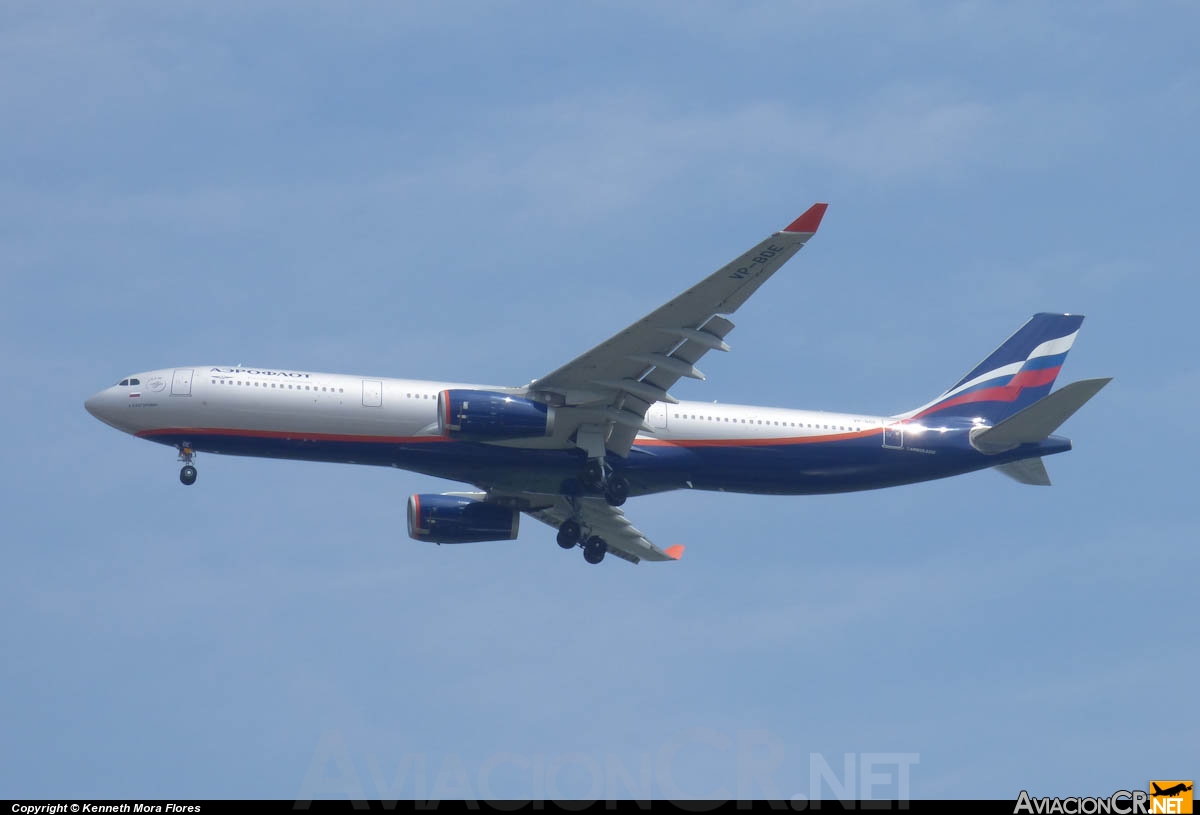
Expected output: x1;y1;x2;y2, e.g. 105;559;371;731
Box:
437;389;555;441
407;494;520;544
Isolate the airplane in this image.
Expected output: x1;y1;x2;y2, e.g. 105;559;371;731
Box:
84;203;1112;566
1152;783;1193;797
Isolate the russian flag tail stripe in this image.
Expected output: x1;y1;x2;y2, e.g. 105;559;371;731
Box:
1018;351;1069;372
1007;366;1061;389
902;313;1085;423
947;313;1084;392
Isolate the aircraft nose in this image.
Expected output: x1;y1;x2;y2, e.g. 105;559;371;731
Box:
85;386;134;432
85;388;114;422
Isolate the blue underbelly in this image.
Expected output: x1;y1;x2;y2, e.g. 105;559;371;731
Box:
142;430;1000;496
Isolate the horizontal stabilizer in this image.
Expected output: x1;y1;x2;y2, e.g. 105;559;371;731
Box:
994;458;1052;486
972;377;1111;453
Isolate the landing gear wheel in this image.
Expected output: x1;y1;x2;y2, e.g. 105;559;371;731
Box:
604;475;630;507
177;444;197;485
557;519;582;549
582;535;607;564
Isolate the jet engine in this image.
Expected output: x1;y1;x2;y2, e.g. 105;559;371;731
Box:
437;389;555;441
406;493;520;544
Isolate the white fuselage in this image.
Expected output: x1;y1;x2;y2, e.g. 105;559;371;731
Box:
85;365;890;448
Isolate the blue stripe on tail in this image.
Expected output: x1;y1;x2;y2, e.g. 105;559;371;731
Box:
905;313;1085;423
948;313;1084;390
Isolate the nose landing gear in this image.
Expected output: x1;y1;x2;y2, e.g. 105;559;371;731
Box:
177;445;197;486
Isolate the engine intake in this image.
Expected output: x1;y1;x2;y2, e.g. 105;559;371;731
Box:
407;494;520;544
437;389;555;440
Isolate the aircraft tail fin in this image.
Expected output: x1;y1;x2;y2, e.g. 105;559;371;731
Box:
994;457;1052;486
901;313;1086;422
973;377;1111;453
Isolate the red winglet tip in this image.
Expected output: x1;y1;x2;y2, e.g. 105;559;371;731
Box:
783;202;828;234
665;544;685;560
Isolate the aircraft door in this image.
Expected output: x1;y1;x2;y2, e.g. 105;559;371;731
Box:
882;422;903;449
362;379;383;407
647;402;667;430
171;368;193;396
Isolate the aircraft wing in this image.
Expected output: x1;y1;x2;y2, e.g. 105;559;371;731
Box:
524;495;684;565
524;204;828;457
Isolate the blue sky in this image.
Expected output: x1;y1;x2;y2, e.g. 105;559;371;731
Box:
2;0;1196;801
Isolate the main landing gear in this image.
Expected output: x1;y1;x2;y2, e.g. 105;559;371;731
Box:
555;502;608;565
553;457;629;564
582;536;608;564
582;458;630;507
558;524;608;565
557;519;582;549
178;445;197;486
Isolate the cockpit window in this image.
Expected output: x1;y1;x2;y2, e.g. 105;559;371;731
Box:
129;378;140;386
118;379;129;386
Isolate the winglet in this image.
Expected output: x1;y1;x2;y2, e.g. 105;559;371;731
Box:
782;202;828;234
664;544;685;560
